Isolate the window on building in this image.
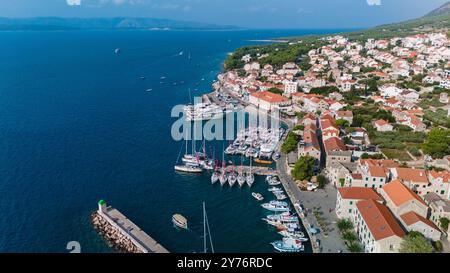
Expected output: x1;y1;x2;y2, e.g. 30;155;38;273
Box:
349;209;352;213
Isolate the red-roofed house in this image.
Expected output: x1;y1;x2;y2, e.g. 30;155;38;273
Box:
249;91;290;111
380;180;429;219
320;116;340;140
353;199;405;253
353;164;390;190
390;168;430;196
298;130;321;160
399;211;441;241
428;171;450;200
373;119;393;132
335;110;354;124
336;187;383;219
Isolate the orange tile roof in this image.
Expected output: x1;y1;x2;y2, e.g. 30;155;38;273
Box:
360;159;400;168
336;110;353;118
374;119;389;126
356;199;406;240
400;211;440;231
338;187;383;201
394;168;429;184
351;173;363;180
368;166;388;178
382;179;427;207
303;131;320;149
250;91;288;103
304;123;317;132
324;137;347;152
428;171;450;183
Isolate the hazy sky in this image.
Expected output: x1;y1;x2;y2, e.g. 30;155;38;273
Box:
0;0;448;29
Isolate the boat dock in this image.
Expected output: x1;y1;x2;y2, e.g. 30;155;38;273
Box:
222;165;276;176
94;200;169;253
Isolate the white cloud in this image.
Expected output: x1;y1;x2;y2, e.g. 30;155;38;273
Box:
367;0;381;6
67;0;81;6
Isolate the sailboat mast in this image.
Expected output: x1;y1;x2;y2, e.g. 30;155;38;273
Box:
203;202;207;253
205;204;215;253
185;128;188;156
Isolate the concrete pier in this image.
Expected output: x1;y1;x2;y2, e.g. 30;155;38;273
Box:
222;165;276;176
94;200;169;253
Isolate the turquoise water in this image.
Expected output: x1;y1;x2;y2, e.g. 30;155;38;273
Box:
0;29;344;253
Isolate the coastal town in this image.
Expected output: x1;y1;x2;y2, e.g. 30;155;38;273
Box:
211;31;450;253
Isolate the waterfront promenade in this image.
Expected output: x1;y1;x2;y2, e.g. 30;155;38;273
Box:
274;127;347;253
214;84;347;253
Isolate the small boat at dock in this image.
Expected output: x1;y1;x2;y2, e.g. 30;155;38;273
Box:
211;171;220;184
278;231;308;241
271;237;304;252
174;164;203;173
255;158;273;165
268;187;283;192
172;214;188;229
261;201;290;212
252;192;264;201
246;160;255;187
237;173;246;187
228;171;237;187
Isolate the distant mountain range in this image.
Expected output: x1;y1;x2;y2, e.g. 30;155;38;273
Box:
426;1;450;17
0;17;239;31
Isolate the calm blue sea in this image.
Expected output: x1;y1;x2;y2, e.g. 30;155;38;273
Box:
0;29;345;253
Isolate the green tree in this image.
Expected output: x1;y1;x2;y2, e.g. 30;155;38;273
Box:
400;232;433;253
336;219;353;232
281;132;299;154
422;128;450;159
268;87;283;95
440;217;449;231
317;175;327;189
293;125;305;131
342;231;358;242
291;156;316;181
336;119;350;128
347;242;363;253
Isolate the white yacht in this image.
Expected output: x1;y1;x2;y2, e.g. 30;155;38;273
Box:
184;103;224;122
228;171;237;187
174;164;203;173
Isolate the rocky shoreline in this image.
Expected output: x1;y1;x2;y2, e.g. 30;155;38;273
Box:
90;212;143;253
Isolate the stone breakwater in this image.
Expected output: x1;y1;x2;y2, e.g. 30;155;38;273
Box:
91;212;143;253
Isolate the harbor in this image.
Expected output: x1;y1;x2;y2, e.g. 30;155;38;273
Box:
92;200;169;253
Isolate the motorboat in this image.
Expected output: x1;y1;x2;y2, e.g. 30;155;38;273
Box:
172;214;188;229
266;213;298;223
252;192;264;201
261;202;290;212
268;187;283;192
278;231;308;242
271;237;305;252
